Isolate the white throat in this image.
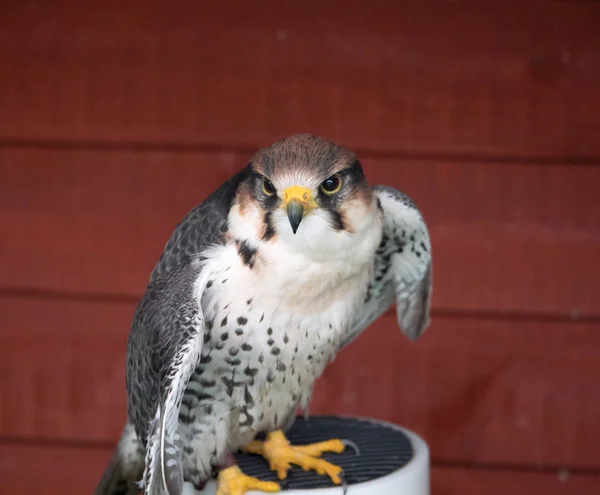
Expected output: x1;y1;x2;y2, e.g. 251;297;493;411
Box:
217;198;383;315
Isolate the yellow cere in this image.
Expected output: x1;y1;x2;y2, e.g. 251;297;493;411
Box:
281;185;318;211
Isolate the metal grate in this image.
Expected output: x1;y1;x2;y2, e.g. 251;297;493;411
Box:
234;416;414;490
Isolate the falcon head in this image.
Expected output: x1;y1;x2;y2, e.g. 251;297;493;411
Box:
230;134;382;261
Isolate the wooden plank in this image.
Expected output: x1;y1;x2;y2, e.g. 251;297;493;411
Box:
1;147;599;317
0;295;132;444
1;0;599;159
312;315;600;468
2;294;600;468
431;466;600;494
0;443;598;495
0;443;113;495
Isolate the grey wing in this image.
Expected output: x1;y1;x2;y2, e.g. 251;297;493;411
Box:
126;167;249;495
125;169;250;494
127;266;211;495
150;166;250;282
345;185;432;346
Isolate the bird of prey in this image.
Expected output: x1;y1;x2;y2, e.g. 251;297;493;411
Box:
95;134;432;495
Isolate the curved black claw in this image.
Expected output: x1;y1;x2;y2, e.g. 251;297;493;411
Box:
339;471;348;495
341;439;361;456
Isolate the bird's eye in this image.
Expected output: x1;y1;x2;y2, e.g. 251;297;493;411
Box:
320;174;342;195
262;178;276;197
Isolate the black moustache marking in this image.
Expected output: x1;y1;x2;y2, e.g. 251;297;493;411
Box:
329;209;346;231
262;211;276;240
236;240;258;268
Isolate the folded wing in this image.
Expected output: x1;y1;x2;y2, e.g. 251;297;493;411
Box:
345;185;432;346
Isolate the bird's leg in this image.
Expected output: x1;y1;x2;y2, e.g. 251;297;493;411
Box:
242;430;345;484
215;452;280;495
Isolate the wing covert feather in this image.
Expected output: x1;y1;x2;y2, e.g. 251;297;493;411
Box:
346;185;432;346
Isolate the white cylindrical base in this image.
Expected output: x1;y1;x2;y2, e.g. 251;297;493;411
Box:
183;420;430;495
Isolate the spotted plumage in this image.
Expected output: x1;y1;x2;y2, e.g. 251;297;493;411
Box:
95;134;432;495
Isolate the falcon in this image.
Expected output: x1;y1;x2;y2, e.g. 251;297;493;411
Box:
95;134;432;495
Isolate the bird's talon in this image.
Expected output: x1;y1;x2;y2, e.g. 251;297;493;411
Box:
341;439;361;456
216;465;280;495
242;430;345;485
276;466;288;480
339;471;349;495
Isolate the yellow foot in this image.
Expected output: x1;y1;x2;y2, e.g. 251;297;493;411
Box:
242;430;345;484
216;465;280;495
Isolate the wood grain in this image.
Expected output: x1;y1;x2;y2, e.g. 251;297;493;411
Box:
1;147;598;317
0;442;598;494
1;0;599;159
2;294;600;468
0;294;132;443
430;465;600;495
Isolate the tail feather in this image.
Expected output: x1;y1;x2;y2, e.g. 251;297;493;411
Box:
96;422;145;495
144;408;184;495
161;434;184;495
94;449;139;495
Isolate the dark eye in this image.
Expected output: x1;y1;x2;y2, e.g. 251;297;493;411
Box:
262;178;276;197
320;174;342;195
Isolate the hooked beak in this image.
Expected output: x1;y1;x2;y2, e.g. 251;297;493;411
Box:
286;200;304;234
281;185;317;234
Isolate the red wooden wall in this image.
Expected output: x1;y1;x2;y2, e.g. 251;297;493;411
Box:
1;1;600;493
